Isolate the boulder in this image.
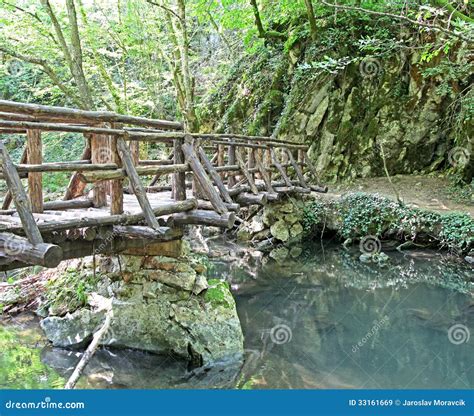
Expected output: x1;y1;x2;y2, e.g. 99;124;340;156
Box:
270;220;290;242
40;256;244;365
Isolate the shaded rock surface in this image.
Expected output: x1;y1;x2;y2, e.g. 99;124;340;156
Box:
40;255;244;365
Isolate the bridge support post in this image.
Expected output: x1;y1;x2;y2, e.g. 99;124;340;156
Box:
26;129;43;213
172;138;186;201
228;144;236;187
110;128;124;215
91;130;109;208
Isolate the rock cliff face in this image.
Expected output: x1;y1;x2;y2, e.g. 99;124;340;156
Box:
40;254;244;366
202;32;472;182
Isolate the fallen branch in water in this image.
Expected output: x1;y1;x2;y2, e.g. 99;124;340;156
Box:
64;294;113;389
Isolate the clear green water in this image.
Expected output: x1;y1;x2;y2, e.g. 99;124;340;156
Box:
1;243;473;389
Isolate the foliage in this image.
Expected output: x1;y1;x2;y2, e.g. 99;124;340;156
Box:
0;326;64;389
303;193;473;253
43;269;100;316
205;279;232;309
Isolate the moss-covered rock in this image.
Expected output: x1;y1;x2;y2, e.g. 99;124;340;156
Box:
40;255;244;365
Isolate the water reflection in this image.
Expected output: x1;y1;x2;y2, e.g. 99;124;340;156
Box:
0;243;472;389
218;244;473;389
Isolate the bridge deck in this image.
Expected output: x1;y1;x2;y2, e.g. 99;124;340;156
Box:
0;100;328;271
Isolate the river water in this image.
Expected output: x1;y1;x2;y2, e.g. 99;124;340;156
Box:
1;242;473;389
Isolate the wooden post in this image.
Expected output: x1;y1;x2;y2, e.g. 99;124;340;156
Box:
181;136;228;215
255;151;274;193
0;142;43;244
197;146;233;204
173;138;186;200
235;148;258;195
110;124;123;215
248;144;255;183
91;132;108;208
26;129;43;213
130;140;139;165
217;145;225;167
298;149;305;167
116;137;160;230
2;146;27;210
281;147;289;176
63;137;91;201
228;144;236;187
270;147;292;187
265;148;272;182
286;148;308;188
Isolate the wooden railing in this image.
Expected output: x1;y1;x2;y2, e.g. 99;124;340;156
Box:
0;100;326;269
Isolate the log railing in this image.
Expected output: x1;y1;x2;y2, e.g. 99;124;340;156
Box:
0;99;327;269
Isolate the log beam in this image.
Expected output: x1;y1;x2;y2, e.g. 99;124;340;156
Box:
0;232;62;268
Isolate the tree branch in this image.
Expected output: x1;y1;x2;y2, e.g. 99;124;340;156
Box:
0;45;85;108
320;0;472;42
147;0;182;21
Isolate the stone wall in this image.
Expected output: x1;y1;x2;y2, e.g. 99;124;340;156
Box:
40;249;244;366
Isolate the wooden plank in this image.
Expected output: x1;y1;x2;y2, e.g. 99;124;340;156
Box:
254;151;275;193
197;146;233;204
110;129;124;215
116;137;160;229
181;137;228;215
77;164;189;182
265;148;272;182
286;148;308;188
91;132;109;207
64;139;91;201
173;138;186;200
2;162;116;173
0;232;61;267
235;147;258;195
26;129;43;213
167;210;235;229
0;142;43;244
270;148;293;188
0;99;183;130
0;199;198;234
228;144;236;187
2;146;27;210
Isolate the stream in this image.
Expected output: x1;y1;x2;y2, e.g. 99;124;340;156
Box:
1;242;473;389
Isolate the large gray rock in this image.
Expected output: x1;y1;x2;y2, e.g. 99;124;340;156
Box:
40;256;243;365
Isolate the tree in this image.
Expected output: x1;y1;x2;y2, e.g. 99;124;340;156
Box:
147;0;198;131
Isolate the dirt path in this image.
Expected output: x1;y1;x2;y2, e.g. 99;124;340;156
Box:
329;175;473;216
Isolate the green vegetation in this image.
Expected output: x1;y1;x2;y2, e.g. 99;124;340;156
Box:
0;326;64;389
303;193;474;253
43;269;101;316
205;279;233;309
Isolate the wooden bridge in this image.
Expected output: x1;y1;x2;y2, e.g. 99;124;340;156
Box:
0;100;326;271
